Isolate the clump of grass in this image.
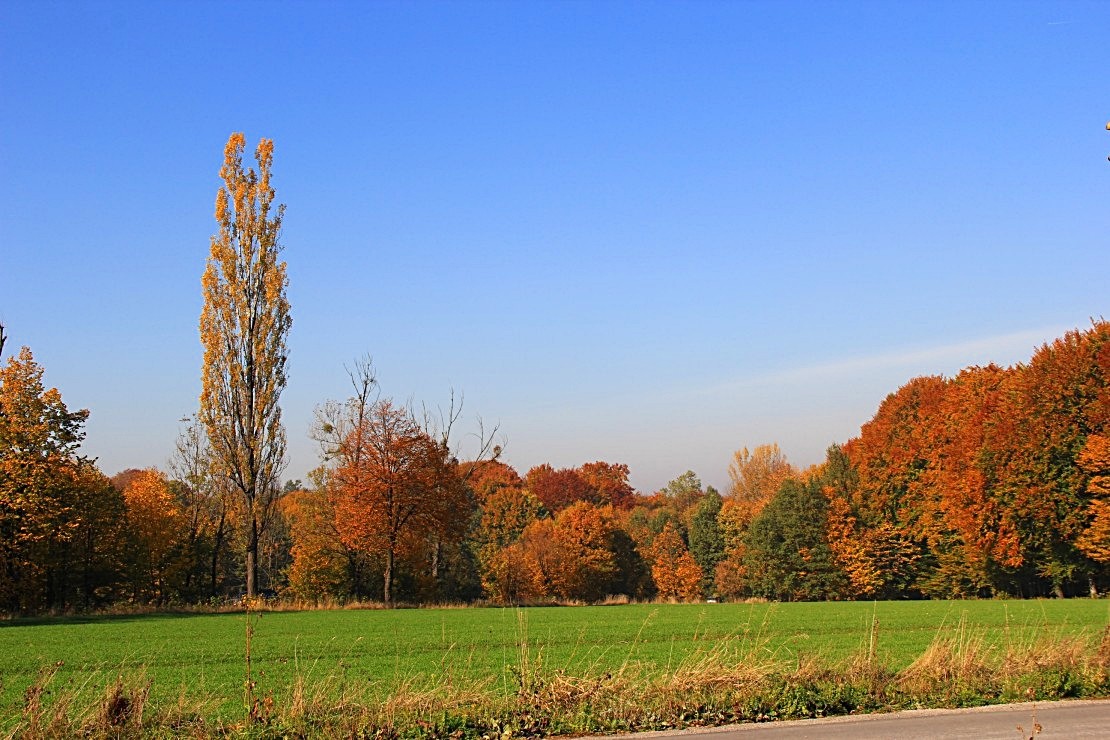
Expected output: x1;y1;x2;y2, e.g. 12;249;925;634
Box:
9;666;203;740
896;615;996;701
96;674;151;732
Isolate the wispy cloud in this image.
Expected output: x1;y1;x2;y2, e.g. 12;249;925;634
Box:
706;325;1070;395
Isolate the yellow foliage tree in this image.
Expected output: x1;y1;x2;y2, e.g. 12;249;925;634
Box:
200;133;291;597
726;443;794;528
280;487;353;601
120;469;183;602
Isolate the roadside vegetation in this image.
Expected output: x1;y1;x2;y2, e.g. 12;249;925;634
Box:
2;600;1108;738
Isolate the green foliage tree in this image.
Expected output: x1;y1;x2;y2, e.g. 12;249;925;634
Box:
741;479;846;601
661;470;703;511
988;325;1110;597
688;489;724;594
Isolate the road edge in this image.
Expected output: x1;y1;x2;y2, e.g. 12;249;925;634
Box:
570;698;1110;738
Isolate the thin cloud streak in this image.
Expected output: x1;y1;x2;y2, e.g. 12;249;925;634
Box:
706;326;1071;395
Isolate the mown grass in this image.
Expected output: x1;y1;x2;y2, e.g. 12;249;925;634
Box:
1;600;1108;737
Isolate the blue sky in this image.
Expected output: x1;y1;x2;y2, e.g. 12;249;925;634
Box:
1;1;1107;493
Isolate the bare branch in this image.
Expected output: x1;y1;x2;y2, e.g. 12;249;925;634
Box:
417;389;506;478
312;355;377;466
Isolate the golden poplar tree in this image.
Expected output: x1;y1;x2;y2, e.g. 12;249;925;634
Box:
200;133;291;598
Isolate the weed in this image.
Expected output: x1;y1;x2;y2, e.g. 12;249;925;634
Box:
1016;702;1042;739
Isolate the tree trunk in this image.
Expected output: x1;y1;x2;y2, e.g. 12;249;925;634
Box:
211;511;226;597
1053;583;1065;599
246;514;259;598
430;540;441;598
348;551;361;600
1089;577;1098;598
384;547;394;605
59;542;72;611
184;523;198;594
82;529;92;610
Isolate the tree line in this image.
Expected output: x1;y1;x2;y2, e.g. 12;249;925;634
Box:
1;134;1106;613
2;319;1106;612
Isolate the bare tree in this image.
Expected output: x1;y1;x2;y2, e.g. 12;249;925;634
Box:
309;357;379;598
419;389;504;480
313;355;378;466
418;389;504;588
169;413;237;597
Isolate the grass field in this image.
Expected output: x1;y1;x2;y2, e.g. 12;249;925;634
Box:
2;599;1108;734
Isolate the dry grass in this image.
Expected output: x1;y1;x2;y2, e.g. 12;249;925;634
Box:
894;617;1109;706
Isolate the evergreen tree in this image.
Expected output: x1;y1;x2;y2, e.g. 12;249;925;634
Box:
742;479;846;600
688;489;724;594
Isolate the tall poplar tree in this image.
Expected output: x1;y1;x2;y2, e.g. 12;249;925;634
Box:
200;133;291;597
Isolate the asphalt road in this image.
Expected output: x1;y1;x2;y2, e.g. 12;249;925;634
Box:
583;700;1110;739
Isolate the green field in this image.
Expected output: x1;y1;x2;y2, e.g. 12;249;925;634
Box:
2;600;1107;727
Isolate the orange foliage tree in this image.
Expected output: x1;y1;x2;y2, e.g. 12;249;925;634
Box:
646;522;703;601
839;368;1015;598
505;501;618;603
523;461;638;513
524;464;596;512
0;345;127;611
548;501;619;601
1077;434;1110;564
579;461;637;509
280;484;362;600
920;365;1021;597
831;321;1110;598
460;460;523;503
332;399;469;603
0;348;88;572
481;536;535;604
842;376;947;596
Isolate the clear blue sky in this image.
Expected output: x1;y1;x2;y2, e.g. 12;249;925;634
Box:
1;1;1107;493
